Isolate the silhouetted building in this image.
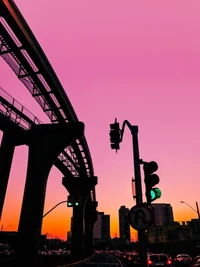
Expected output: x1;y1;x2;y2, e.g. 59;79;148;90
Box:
93;212;110;240
119;206;130;243
187;219;200;243
151;203;174;226
147;221;193;243
103;215;110;240
67;216;73;242
70;217;73;232
67;231;72;242
93;212;103;239
0;231;47;250
111;237;131;246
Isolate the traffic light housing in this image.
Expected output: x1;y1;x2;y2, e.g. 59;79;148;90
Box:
143;161;161;205
109;119;121;152
74;196;81;206
67;195;81;207
67;195;73;207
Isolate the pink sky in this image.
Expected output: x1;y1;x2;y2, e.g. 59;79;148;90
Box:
1;0;200;240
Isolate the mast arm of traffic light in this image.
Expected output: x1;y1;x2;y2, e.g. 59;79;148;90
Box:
120;120;134;142
42;200;67;218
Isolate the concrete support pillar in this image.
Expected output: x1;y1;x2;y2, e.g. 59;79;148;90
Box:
0;131;27;220
0;133;15;220
84;201;98;256
71;194;87;260
14;122;84;267
62;176;97;261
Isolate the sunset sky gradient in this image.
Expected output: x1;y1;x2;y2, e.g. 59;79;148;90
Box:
1;0;200;241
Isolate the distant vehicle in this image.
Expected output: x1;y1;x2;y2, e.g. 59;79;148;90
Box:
147;253;172;267
166;254;173;262
193;256;200;262
191;256;200;267
0;243;10;258
174;254;192;266
194;255;200;260
124;252;140;266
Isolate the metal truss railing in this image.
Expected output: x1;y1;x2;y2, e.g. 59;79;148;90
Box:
0;87;80;180
0;24;91;177
0;87;42;130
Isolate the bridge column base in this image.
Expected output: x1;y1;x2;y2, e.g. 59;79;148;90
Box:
84;201;98;256
62;176;97;261
13;122;84;267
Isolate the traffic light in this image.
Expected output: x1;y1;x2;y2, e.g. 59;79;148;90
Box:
74;196;81;206
67;195;73;207
109;119;121;151
67;195;81;207
143;161;161;205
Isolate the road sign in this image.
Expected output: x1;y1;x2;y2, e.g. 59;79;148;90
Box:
128;204;153;230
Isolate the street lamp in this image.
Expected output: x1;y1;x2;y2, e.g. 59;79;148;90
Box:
1;224;12;231
180;201;200;221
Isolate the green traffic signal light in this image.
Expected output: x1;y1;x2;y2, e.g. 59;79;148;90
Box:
143;160;161;204
150;188;161;201
67;195;73;207
67;202;72;207
67;195;81;207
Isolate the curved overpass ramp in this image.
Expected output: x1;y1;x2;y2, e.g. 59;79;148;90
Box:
0;0;96;200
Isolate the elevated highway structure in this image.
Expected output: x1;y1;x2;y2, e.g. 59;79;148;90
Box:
0;0;98;265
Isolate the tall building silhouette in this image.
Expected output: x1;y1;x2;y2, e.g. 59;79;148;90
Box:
93;212;110;240
103;215;110;240
119;205;130;242
70;217;73;231
151;203;174;226
67;217;73;241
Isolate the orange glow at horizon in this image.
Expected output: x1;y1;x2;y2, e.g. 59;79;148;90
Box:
1;199;199;241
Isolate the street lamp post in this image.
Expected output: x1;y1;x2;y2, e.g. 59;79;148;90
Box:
196;202;200;220
180;201;200;241
180;201;200;221
1;224;12;231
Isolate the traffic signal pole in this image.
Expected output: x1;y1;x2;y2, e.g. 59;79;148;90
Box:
121;121;147;267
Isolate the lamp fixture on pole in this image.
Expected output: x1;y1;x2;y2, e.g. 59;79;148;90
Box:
180;201;200;221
